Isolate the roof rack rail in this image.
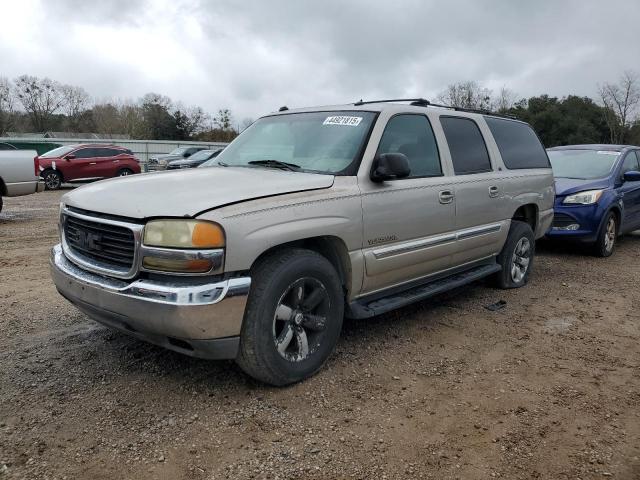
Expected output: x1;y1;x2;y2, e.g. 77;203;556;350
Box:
353;98;518;120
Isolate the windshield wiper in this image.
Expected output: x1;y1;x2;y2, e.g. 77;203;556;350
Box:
217;160;229;167
248;159;301;171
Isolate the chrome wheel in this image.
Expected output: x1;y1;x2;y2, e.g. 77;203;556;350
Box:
511;237;531;283
272;277;330;362
44;172;61;190
604;217;616;253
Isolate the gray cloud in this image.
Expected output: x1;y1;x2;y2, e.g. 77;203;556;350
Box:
1;0;638;122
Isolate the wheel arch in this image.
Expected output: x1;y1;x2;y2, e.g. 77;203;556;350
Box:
41;167;64;182
0;176;7;196
250;235;353;298
511;203;538;232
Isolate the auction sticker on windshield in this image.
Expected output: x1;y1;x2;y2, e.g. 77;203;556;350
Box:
597;151;619;155
323;116;363;126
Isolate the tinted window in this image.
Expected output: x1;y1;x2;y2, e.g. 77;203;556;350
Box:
104;148;126;157
74;148;96;159
440;117;491;175
548;149;619;180
485;117;550;169
620;151;640;177
376;115;441;178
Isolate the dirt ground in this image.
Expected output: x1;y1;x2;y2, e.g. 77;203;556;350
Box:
1;189;639;480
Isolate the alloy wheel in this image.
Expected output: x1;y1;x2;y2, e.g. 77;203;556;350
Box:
45;172;60;189
272;277;331;362
604;217;616;253
511;237;531;283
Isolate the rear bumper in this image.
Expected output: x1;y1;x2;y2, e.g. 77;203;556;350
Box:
50;244;251;359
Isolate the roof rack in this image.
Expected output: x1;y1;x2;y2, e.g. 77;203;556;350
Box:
353;98;518;120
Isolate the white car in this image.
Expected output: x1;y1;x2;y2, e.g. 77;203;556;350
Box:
0;149;44;212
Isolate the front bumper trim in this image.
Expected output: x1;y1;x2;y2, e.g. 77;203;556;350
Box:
50;244;251;359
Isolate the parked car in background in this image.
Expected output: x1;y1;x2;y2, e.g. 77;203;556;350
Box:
0;149;43;212
0;142;17;150
50;99;554;385
166;149;223;170
38;144;141;190
148;146;208;170
547;144;640;256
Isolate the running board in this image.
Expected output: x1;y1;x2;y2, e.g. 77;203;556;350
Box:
348;263;501;319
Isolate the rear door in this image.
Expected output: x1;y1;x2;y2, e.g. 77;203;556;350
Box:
618;150;640;230
360;113;456;294
439;116;507;267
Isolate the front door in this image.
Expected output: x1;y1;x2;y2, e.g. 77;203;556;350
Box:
360;113;456;294
618;150;640;230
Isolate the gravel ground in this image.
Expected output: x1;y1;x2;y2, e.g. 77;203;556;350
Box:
1;190;639;480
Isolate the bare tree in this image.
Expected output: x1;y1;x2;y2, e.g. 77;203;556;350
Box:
240;117;254;132
92;103;122;135
61;84;90;131
493;86;517;112
0;77;15;136
598;71;640;143
437;81;493;110
14;75;65;132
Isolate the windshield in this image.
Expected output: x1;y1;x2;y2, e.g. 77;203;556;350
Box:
169;147;189;155
40;145;76;158
548;149;619;179
201;111;377;174
187;149;217;161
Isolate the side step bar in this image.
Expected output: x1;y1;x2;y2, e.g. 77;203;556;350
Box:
348;263;501;319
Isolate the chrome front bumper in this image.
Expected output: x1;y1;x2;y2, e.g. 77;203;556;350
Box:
50;244;251;359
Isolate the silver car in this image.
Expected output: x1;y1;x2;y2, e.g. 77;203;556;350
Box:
50;99;554;385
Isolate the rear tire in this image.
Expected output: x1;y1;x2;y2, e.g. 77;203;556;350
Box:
592;211;617;257
236;249;344;386
494;220;535;289
116;168;134;177
0;195;3;213
42;170;62;190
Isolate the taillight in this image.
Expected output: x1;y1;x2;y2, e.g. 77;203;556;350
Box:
34;156;40;177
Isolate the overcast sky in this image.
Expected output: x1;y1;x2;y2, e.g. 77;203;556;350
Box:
1;0;638;122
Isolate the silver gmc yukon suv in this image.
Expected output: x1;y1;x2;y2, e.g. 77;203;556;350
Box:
50;99;554;385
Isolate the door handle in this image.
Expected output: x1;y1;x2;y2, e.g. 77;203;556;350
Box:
89;162;97;165
438;190;455;204
489;186;500;198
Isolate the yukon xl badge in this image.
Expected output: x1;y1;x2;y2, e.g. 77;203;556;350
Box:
367;235;397;246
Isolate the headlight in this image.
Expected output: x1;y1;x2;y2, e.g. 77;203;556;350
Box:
143;220;225;248
562;189;604;205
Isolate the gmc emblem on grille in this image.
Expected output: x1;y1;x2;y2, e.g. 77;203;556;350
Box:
77;231;103;251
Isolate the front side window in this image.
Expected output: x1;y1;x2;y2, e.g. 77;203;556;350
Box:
73;148;96;159
440;117;492;175
548;149;619;180
201;111;377;174
620;151;640;178
484;116;550;169
375;114;441;177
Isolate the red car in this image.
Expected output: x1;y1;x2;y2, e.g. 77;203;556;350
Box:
39;144;141;190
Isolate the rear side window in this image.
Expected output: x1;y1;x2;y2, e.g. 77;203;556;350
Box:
440;117;491;175
74;148;95;158
376;114;442;178
485;117;550;169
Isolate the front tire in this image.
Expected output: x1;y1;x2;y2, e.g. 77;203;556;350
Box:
236;249;344;386
42;170;62;190
592;212;617;257
494;220;535;289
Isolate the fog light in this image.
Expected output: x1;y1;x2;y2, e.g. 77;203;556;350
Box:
142;256;213;273
553;223;580;231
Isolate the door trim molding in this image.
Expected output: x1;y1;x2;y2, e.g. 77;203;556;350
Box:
372;222;503;259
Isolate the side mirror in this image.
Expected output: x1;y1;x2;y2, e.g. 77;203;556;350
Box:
623;170;640;182
370;153;411;182
64;154;75;160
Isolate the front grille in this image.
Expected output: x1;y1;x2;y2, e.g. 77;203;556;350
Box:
552;213;577;228
64;214;135;270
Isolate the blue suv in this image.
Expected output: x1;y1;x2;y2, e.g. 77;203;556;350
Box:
546;145;640;256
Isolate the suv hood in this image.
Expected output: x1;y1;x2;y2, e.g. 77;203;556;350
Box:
554;177;611;197
62;167;335;219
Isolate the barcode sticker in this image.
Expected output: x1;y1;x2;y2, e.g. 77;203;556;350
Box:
323;116;363;127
